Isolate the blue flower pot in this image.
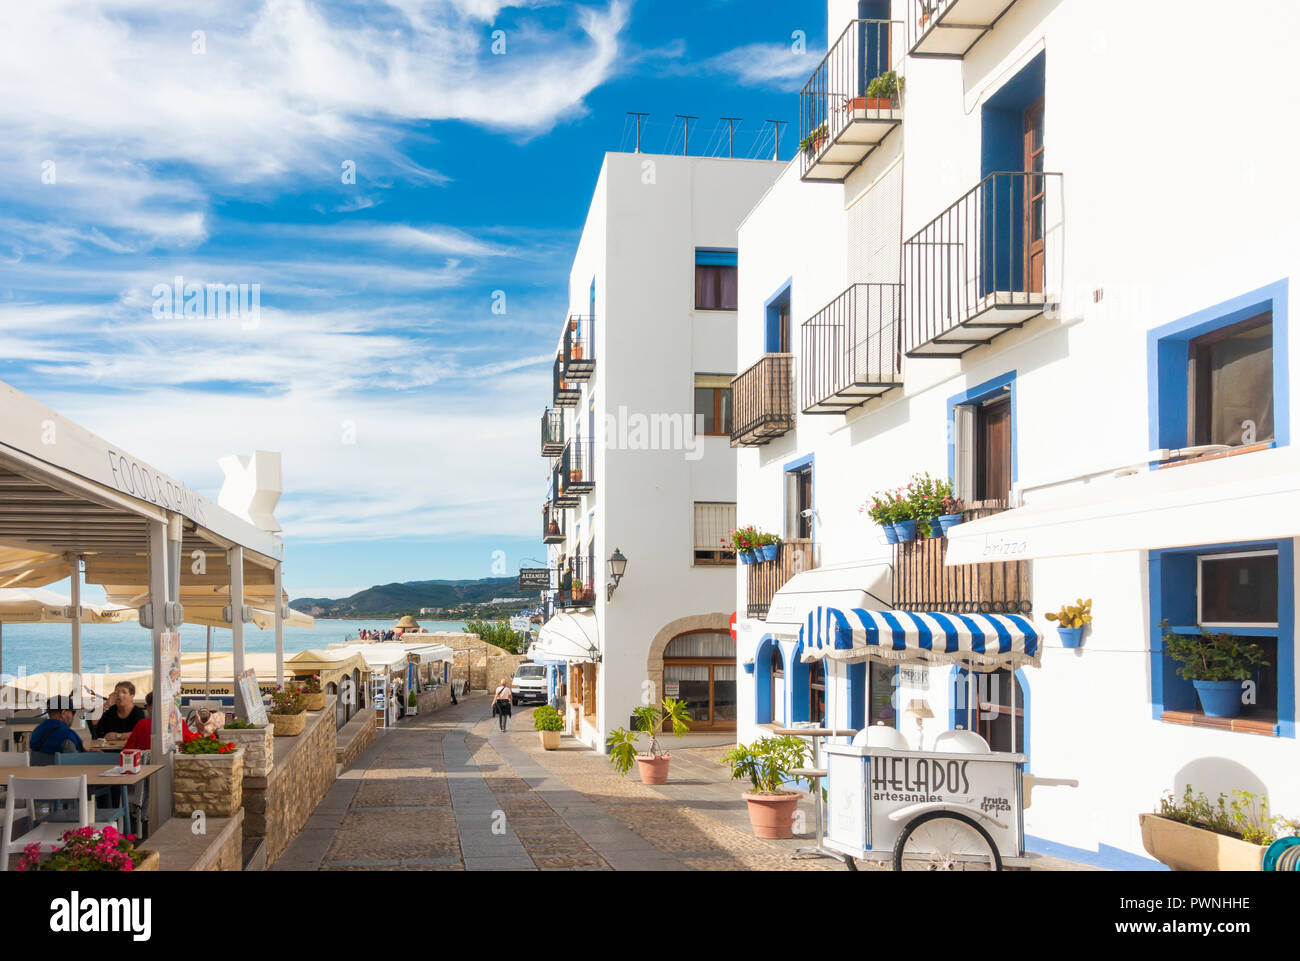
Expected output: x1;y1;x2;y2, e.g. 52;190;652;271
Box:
938;514;964;535
1193;680;1245;718
893;520;917;541
760;544;779;562
1057;626;1083;649
926;519;944;538
739;549;756;565
743;661;756;675
882;524;900;544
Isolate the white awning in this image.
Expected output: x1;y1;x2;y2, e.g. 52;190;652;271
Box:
945;446;1300;564
0;588;134;624
763;561;893;637
404;644;455;663
532;610;599;663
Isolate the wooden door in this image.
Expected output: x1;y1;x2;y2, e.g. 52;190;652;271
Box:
778;301;791;353
1023;97;1046;294
976;398;1012;503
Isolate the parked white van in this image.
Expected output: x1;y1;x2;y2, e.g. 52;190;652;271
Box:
511;663;548;706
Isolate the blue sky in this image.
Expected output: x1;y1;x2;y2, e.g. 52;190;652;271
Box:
0;0;827;601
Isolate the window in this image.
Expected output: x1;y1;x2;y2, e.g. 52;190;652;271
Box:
695;249;738;310
694;374;734;436
808;660;826;726
664;631;736;729
785;461;813;539
950;375;1015;506
1199;551;1278;627
1189;313;1274;448
694;501;736;565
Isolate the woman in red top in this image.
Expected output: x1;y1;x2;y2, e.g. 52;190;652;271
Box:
123;691;153;752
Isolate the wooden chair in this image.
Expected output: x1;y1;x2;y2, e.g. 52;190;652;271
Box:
1;774;118;871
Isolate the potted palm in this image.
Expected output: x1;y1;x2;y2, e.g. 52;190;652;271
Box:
1046;598;1092;648
606;697;691;784
720;735;811;839
1159;622;1268;718
534;704;564;749
268;683;308;736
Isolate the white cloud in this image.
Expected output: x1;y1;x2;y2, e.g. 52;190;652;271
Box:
695;41;818;91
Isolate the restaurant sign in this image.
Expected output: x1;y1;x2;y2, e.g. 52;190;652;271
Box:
518;568;552;591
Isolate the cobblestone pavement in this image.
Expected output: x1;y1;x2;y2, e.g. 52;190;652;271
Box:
275;692;1098;871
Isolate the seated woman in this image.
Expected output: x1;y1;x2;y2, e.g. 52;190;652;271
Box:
29;695;86;754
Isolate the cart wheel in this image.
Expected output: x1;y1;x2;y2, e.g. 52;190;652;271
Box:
891;811;1002;872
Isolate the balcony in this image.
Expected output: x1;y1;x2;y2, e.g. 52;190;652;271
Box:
553;355;580;408
730;353;795;448
555;554;595;610
907;0;1021;60
801;284;904;415
903;171;1062;358
551;461;579;509
542;501;566;544
563;314;596;382
541;408;564;457
799;19;902;184
747;539;816;619
891;505;1030;613
559;437;594;497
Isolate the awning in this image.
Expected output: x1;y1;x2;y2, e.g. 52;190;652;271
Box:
532;610;599;663
763;562;892;637
403;644;455;663
0;587;134;624
799;607;1041;673
945;446;1300;564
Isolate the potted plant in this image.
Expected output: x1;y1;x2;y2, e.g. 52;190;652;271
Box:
269;683;308;736
1159;622;1268;718
1139;786;1298;871
937;493;965;535
907;472;945;539
729;526;759;564
799;122;828;156
891;492;917;542
862;492;901;544
407;690;419;716
300;673;325;711
580;584;596;605
1046;598;1092;648
742;658;755;675
606;697;691;784
570;466;583;483
757;530;781;562
17;824;157;872
173;727;244;817
547;517;561;536
920;1;936;30
719;735;811;839
219;717;274;777
864;70;903;110
534;703;564;749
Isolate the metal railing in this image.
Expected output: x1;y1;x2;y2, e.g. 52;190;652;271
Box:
555;553;595;609
559;437;594;497
799;19;900;178
551;460;579;508
906;0;1019;60
747;539;816;619
730;353;795;448
564;314;596;381
801;284;903;414
540;408;564;457
542;501;565;544
903;171;1062;355
553;354;580;408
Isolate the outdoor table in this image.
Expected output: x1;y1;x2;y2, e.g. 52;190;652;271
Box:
4;763;162;838
774;726;859;867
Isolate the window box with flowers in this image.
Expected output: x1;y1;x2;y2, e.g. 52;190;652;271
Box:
298;673;326;711
173;728;244;817
268;683;308;736
17;824;157;872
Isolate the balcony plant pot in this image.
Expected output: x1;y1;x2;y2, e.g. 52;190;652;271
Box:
547;521;560;536
893;520;918;542
570;469;582;483
882;524;900;545
302;691;326;711
270;710;307;736
635;754;672;785
571;343;584;361
760;544;779;562
1193;680;1245;718
866;97;893;111
743;660;755;675
1138;813;1265;871
538;728;561;750
920;12;932;29
924;519;944;539
1057;626;1084;649
743;791;801;839
938;513;964;535
739;549;757;564
805;135;826;156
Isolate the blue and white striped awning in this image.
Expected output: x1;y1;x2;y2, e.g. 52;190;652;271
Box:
799;608;1042;673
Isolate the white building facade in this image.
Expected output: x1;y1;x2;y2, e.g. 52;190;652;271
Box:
536;152;783;750
732;0;1300;868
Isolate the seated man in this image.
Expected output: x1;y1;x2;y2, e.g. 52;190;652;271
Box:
29;695;86;754
91;681;146;739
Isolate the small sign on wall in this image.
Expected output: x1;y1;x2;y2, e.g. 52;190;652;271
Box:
898;666;930;690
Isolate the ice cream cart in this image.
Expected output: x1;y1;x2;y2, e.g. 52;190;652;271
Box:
799;607;1076;871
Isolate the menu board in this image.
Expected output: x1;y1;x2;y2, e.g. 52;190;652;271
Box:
160;630;182;752
237;669;269;725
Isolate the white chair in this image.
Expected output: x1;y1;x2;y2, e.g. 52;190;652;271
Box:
2;774;117;871
0;752;28;807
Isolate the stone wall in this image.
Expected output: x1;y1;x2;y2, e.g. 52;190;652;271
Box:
142;810;243;871
336;710;376;770
486;654;528;691
416;684;452;714
441;633;512;690
242;697;338;867
218;724;275;778
173;750;244;818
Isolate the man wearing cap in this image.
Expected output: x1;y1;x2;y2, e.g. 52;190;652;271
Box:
28;695;86;754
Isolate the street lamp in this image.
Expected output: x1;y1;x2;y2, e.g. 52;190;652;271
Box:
607;548;628;601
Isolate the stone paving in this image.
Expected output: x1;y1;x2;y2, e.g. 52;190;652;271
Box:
275;692;1098;871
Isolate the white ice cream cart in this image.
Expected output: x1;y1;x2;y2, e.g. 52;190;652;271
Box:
799;607;1076;871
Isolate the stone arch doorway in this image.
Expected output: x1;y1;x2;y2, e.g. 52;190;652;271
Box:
646;613;733;731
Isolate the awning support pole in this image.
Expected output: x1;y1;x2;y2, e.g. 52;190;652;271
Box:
147;517;173;821
69;554;82;682
205;626;212;697
274;560;284;685
229;546;246;706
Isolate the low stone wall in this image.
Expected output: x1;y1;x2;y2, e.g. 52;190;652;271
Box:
336;710;376;770
142;810;243;871
242;697;338;867
486;654;528;690
416;684;452;714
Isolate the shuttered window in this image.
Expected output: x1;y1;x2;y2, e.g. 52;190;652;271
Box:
694;502;736;566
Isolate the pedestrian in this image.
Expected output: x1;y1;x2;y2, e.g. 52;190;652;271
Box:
490;677;513;732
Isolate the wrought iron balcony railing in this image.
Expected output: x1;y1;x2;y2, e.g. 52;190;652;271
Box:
559;437;594;498
551;460;579;509
747;539;817;620
541;408;564;457
799;19;902;183
906;0;1022;60
730;353;795;448
542;501;566;544
903;171;1062;358
564;314;596;382
801;284;903;415
891;503;1030;613
555;553;595;609
553;354;580;408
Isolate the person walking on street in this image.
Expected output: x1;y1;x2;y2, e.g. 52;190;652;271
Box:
491;677;513;732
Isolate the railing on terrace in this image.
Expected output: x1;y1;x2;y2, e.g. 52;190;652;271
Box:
906;0;1022;60
564;314;596;382
553;354;580;407
903;171;1062;358
801;283;904;415
799;19;902;183
540;408;564;457
542;501;565;544
551;460;579;509
559;437;594;497
747;539;816;620
891;503;1030;613
730;353;795;448
555;554;595;609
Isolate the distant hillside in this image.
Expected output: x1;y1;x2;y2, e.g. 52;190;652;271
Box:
291;577;525;618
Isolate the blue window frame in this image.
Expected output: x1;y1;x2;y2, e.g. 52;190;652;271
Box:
1148;539;1294;738
1147;279;1290;452
764;278;793;353
783;453;814;543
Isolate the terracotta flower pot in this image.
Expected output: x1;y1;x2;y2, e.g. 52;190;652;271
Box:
572;344;584;360
538;729;561;750
743;791;801;839
270;710;306;736
635;754;671;784
866;97;893;111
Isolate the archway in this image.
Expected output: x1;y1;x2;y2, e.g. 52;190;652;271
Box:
645;611;732;718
